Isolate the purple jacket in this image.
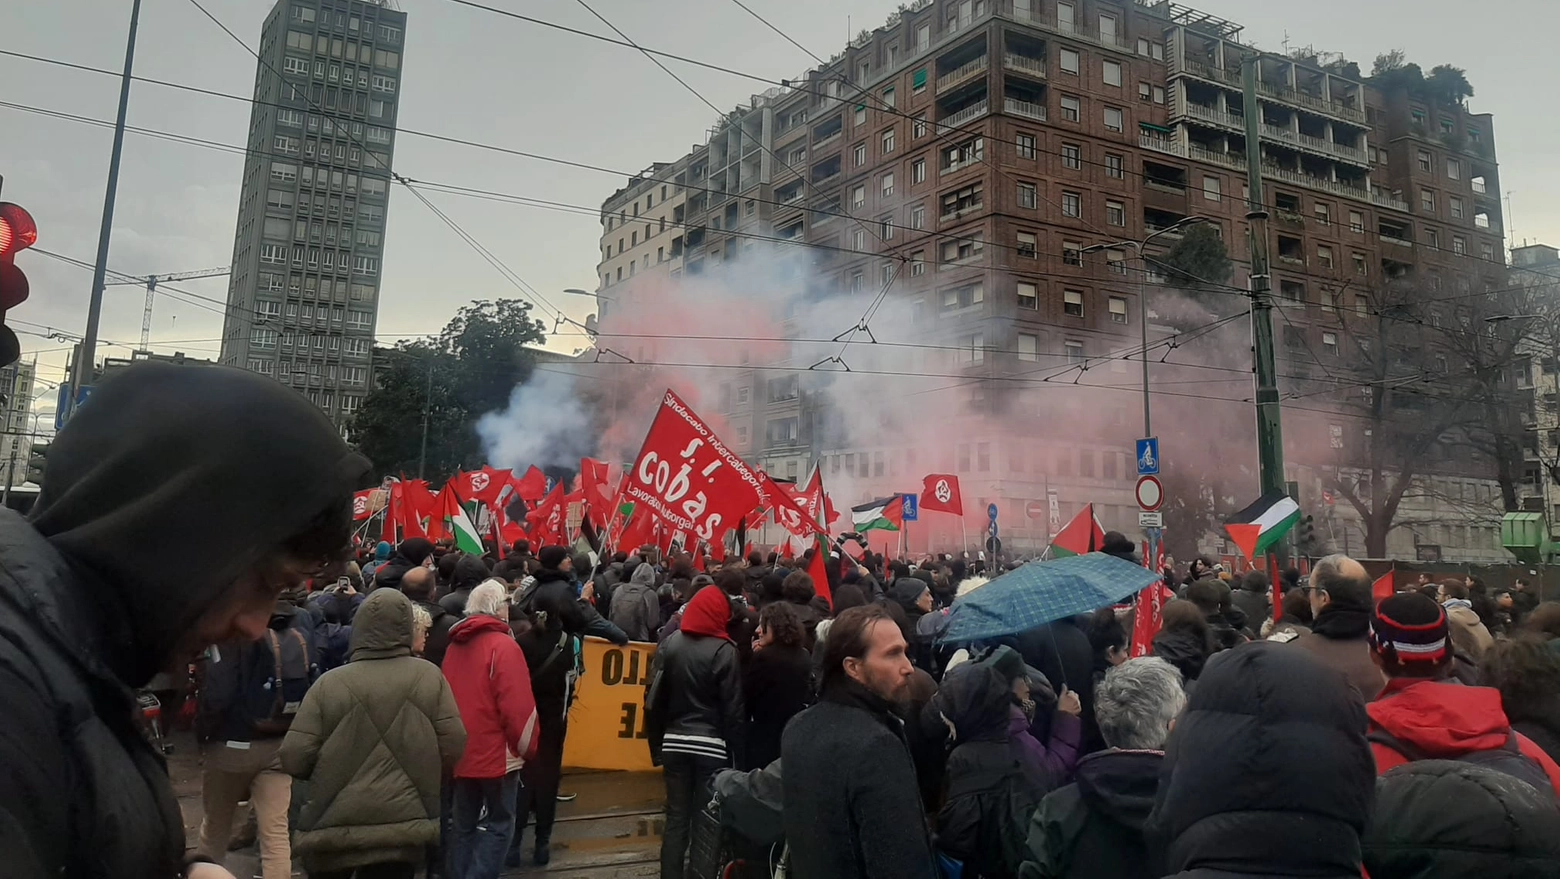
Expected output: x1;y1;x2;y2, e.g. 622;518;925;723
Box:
1010;705;1082;792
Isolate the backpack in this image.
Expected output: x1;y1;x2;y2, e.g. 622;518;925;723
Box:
1369;728;1555;794
199;608;320;740
940;748;1043;878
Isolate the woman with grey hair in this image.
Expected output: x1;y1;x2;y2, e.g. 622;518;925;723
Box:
1019;658;1186;879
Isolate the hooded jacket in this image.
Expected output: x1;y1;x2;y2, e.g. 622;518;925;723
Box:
1020;749;1163;879
436;554;491;617
279;590;467;872
1367;677;1560;794
1363;760;1560;879
1147;643;1375;879
0;362;368;879
442;614;540;778
1444;600;1495;660
373;537;434;593
645;586;744;766
609;562;662;642
1152;627;1211;688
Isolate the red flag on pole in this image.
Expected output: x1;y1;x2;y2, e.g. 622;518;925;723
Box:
460;466;510;506
1130;583;1174;657
919;473;965;515
1372;569;1395;604
513;466;548;504
806;536;833;610
352;490;375;522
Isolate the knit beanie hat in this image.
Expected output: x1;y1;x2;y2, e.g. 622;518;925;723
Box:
537;545;571;570
1369;593;1450;670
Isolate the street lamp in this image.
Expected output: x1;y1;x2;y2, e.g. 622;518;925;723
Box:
1080;216;1211;439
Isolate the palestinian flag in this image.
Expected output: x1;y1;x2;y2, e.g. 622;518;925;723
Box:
439;482;486;554
1050;503;1105;557
851;495;904;533
1224;492;1301;561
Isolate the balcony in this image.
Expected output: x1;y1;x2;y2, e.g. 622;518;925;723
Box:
1262;165;1370;201
1378;233;1414;249
1003;97;1047;121
1372;191;1411;212
1181;102;1245;131
1189;144;1245;169
937;56;989;94
1254;79;1366;125
1139;133;1186;157
813;129;841;150
1175;57;1241;88
1003;53;1047;80
942;97;990;129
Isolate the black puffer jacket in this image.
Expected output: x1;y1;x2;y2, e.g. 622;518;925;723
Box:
1152;628;1211;688
0;362;367;879
935;664;1037;879
1363;759;1560;879
1147;643;1375;879
644;589;745;767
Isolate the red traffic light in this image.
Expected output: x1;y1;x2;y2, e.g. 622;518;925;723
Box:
0;203;38;257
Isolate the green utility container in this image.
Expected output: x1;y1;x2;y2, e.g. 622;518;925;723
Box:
1501;512;1552;564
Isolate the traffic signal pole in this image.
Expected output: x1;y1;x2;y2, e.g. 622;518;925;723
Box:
1241;57;1288;502
71;0;142;418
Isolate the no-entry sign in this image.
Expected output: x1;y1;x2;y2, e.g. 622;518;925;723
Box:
1135;475;1164;512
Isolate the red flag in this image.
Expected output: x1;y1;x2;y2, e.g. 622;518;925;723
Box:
381;482;400;544
1051;503;1104;557
427;480;466;542
401;480;438;535
1372;570;1395;605
1130;582;1174;657
806;536;833;610
765;473;827;541
513;465;548;503
461;466;510;506
528;483;569;547
352;490;375;522
919;473;965;516
389;480;427;540
613;389;767;552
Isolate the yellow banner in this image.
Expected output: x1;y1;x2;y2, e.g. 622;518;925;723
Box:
561;636;658;772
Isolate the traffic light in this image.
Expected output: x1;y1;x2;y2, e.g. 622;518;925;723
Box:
1295;514;1318;555
25;442;48;486
0;202;39;368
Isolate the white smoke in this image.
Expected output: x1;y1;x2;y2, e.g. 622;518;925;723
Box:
476;369;595;473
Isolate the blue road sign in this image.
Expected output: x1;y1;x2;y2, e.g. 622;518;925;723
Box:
987;502;999;521
1136;437;1161;476
901;493;919;522
55;384;92;431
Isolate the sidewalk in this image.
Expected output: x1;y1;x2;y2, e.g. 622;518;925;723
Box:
166;731;662;877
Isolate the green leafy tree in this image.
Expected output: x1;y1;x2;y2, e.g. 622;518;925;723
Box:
1155;224;1233;296
1426;64;1474;106
352;299;546;482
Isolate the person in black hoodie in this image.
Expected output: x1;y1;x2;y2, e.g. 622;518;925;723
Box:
437;554;491;618
373;537;434;592
781;569;825;649
889;577;935;672
1021;657;1186;879
491;541;534;585
509;580;583;867
742;601;812;770
0;362;368;879
1146;643;1375;879
1152;599;1214;690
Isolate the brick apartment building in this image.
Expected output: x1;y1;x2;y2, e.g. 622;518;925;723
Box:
596;0;1511;560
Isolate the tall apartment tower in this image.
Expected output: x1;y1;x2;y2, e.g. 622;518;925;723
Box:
0;359;35;489
218;0;406;427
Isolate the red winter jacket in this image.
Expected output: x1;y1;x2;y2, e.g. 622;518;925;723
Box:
442;615;539;779
1367;677;1560;793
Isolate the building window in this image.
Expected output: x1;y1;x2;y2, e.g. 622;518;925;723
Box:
1349;210;1365;233
1062;192;1081;217
854;105;867;125
1018;333;1039;362
1417;149;1432;172
1353;252;1368;276
1017;182;1037;209
1314;203;1331;226
1105;153;1124;178
1017;231;1037;258
1062;143;1081;169
882;172;895;197
1421;189;1436;212
910;204;926;229
259;244;289;265
913;113;928;138
1016;133;1036;160
881;128;896;154
1018;282;1038;309
352;255;379;275
1103;60;1122;87
1322;331;1338;354
851;185;866;209
940;183;983;218
1139;82;1152;102
940;235;985;264
1203;175;1221;201
1061;48;1080;75
912;159;926;183
1446;158;1461;180
1063;241;1082;265
956;333;985;365
250;328;278;349
1453;236;1467;255
911;251;926;276
1103;107;1123;132
1060;95;1080;122
852;229;866;251
1065;340;1085;363
1064;289;1084;317
879;216;894;240
1109;296;1127;324
941;282;984;310
1450;196;1465;219
1106;200;1124;226
854;143;867;166
370;74;396;93
270;162;298;182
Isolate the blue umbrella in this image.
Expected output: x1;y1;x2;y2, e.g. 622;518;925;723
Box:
941;552;1162;643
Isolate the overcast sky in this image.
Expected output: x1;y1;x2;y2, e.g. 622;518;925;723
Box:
4;0;1555;421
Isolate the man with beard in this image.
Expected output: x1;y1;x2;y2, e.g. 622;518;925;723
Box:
0;362;368;879
783;604;936;878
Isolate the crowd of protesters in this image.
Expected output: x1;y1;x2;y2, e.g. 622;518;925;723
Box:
9;363;1560;879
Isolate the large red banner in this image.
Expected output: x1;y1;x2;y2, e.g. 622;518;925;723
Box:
613;390;768;550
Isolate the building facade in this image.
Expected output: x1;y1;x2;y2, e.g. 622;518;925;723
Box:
218;0;406;427
600;0;1508;559
0;359;35;490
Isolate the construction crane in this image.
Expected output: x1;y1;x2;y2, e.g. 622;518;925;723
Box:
104;266;232;352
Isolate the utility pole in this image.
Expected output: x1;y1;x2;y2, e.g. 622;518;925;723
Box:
71;0;142;420
417;356;433;480
1241;56;1287;501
